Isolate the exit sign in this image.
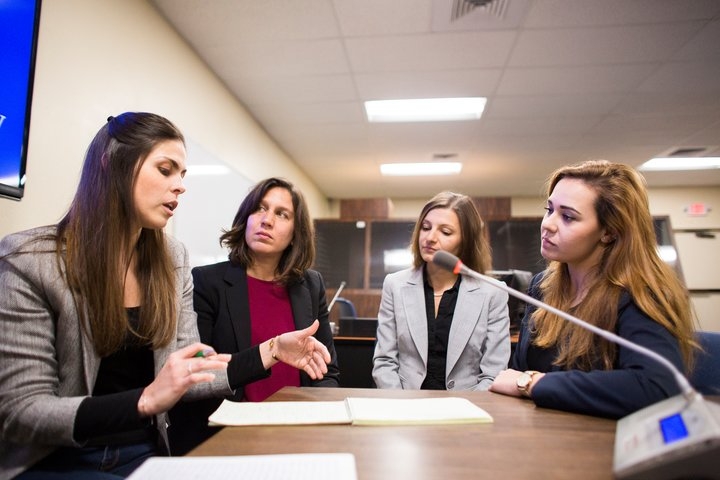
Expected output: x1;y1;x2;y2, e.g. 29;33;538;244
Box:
685;202;710;216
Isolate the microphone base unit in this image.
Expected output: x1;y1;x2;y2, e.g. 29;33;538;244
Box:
613;393;720;480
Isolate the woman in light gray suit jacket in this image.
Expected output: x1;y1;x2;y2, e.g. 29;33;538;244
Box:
373;192;511;391
0;113;330;479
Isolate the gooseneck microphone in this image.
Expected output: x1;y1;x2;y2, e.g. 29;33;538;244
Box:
431;250;694;399
433;250;720;479
327;280;347;313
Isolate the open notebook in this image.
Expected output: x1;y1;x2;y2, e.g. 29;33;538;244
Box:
208;397;493;427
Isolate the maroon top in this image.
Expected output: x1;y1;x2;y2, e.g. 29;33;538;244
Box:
243;275;301;401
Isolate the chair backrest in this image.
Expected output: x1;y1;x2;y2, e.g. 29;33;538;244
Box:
690;331;720;395
334;297;357;318
489;269;533;335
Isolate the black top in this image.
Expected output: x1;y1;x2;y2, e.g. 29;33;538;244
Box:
74;307;154;446
421;267;461;390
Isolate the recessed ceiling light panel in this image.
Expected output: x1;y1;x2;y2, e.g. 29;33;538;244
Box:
365;97;486;122
639;157;720;171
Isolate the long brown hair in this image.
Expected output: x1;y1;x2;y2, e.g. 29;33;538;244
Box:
58;112;185;356
220;177;315;285
410;191;492;273
533;160;695;370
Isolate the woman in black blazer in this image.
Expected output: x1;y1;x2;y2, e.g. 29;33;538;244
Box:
169;177;339;454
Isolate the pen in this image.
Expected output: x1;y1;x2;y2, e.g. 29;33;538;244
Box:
193;349;215;358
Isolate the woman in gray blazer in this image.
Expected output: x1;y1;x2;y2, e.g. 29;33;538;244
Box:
373;192;511;391
0;114;330;479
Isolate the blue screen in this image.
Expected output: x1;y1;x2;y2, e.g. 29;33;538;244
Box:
0;0;41;200
660;413;689;444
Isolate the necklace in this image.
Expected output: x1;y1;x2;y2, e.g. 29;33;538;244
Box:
433;292;444;297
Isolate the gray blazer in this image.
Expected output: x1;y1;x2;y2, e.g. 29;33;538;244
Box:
372;267;511;391
0;226;233;480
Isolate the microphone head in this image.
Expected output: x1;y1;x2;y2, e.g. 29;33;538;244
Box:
432;250;462;273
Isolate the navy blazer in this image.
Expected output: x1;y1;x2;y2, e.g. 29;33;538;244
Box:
513;273;683;419
168;261;339;454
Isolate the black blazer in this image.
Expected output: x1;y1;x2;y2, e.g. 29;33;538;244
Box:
168;261;340;454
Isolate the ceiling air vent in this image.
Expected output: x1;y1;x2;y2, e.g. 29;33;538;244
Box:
664;146;715;157
433;153;458;160
451;0;509;22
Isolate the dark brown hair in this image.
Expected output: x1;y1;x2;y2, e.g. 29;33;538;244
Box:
58;112;185;355
220;177;314;285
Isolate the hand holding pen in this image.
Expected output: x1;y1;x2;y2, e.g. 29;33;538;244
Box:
137;343;231;417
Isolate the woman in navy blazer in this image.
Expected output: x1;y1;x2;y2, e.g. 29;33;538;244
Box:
169;177;339;454
373;192;511;391
490;160;696;419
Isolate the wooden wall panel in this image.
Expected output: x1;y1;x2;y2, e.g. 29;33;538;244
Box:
472;197;511;221
327;289;382;320
340;199;393;220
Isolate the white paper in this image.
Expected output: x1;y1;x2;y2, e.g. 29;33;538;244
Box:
208;400;351;426
345;396;494;425
127;453;357;480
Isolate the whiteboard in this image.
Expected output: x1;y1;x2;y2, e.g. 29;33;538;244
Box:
171;139;253;268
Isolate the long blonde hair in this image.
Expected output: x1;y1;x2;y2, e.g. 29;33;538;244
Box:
533;160;695;370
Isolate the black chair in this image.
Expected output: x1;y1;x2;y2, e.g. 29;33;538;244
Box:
489;269;532;334
691;331;720;395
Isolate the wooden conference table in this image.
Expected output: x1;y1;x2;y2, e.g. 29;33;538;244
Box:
188;386;616;479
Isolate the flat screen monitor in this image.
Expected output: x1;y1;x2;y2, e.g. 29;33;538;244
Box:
0;0;42;201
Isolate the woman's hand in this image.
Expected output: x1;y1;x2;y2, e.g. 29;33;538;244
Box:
489;369;546;398
137;342;230;417
265;320;332;380
489;369;525;397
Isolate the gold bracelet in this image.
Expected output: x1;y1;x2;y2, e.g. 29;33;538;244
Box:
268;336;278;360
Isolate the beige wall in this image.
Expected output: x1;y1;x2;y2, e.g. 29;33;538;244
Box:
0;0;329;239
382;187;719;222
385;187;720;332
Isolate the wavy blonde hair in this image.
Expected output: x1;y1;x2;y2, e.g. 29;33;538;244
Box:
533;160;695;371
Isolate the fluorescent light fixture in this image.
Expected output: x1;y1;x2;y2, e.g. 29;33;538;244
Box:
365;97;486;122
380;162;462;176
186;165;231;176
639;157;720;171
